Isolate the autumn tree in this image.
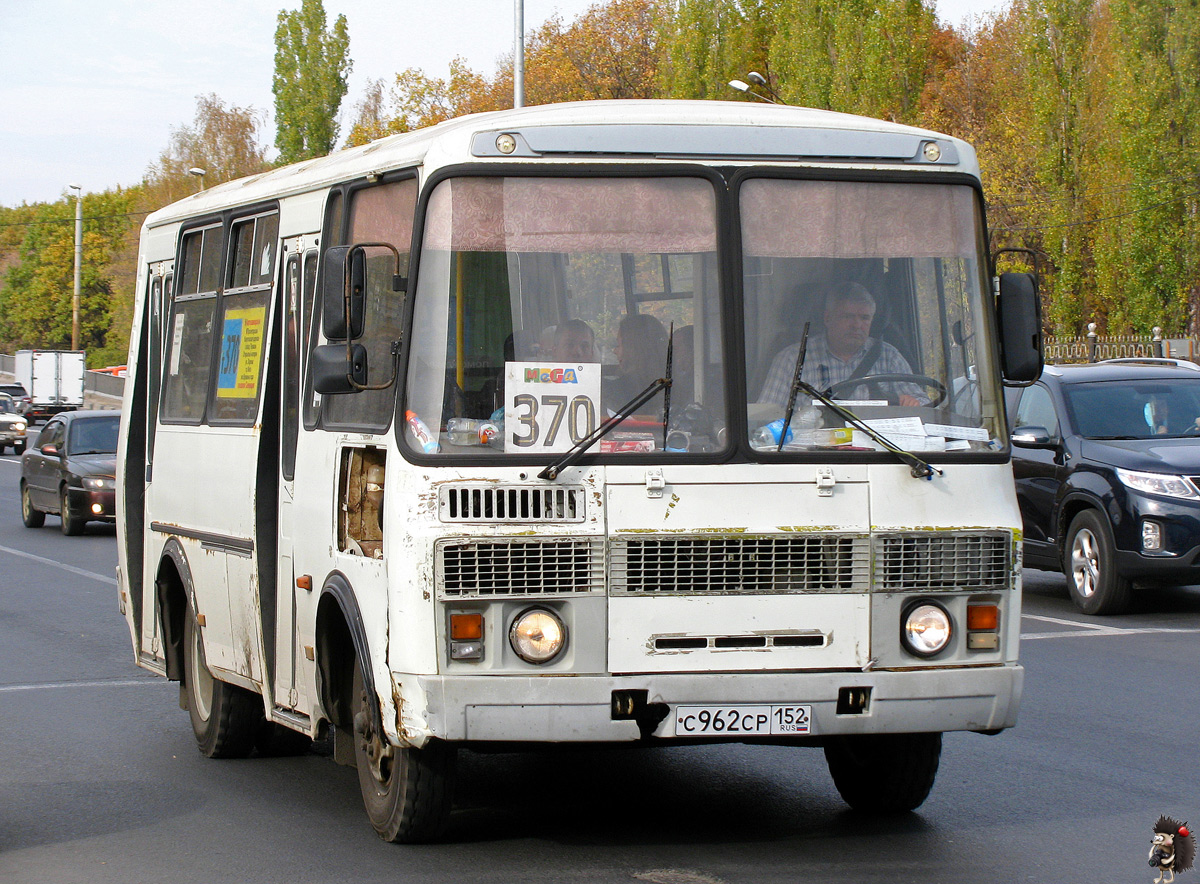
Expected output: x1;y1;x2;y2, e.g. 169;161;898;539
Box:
273;0;352;162
143;93;272;207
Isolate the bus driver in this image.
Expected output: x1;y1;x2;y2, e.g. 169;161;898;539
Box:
758;283;926;408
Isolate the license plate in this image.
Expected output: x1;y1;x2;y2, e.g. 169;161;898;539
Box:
673;704;812;737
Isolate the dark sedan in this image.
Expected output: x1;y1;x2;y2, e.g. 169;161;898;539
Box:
1007;359;1200;614
20;410;119;535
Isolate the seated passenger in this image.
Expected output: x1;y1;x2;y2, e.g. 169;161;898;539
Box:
758;283;926;408
607;313;668;411
548;319;597;364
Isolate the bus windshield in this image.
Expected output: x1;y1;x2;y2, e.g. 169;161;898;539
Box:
403;174;1003;459
740;178;1004;454
406;175;727;457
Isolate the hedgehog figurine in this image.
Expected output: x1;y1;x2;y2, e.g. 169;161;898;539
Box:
1150;816;1195;883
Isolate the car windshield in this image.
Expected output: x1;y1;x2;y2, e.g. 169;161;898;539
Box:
0;397;11;414
1064;378;1200;438
67;416;120;454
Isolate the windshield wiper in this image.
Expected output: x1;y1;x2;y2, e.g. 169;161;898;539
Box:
798;381;942;480
541;330;674;481
776;322;810;452
538;375;671;480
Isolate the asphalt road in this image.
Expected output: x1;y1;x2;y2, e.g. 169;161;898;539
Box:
1;448;1198;883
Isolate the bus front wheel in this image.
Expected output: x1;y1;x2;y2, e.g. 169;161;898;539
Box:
352;658;455;843
183;607;262;758
824;732;941;813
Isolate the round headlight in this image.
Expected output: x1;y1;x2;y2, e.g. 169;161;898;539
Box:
902;601;952;657
509;608;566;664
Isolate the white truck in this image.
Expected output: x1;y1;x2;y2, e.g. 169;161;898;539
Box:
15;350;86;421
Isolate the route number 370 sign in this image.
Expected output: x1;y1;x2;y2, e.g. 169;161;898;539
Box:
504;362;602;453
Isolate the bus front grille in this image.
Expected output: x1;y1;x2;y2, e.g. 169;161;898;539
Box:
874;531;1011;590
437;538;604;596
610;535;871;594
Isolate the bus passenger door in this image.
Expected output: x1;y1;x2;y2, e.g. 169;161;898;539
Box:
273;238;316;712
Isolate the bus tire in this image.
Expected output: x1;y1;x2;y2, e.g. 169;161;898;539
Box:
824;732;941;813
352;658;454;843
20;482;44;528
60;486;84;536
183;607;262;758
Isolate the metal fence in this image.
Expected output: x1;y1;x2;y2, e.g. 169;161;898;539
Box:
1043;323;1198;365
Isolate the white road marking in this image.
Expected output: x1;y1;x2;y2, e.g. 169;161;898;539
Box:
0;542;117;585
0;678;164;694
1021;613;1200;640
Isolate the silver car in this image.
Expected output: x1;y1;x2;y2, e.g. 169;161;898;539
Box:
0;393;28;455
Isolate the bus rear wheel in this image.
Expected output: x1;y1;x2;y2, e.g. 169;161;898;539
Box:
183;607;262;758
352;658;454;843
824;732;942;813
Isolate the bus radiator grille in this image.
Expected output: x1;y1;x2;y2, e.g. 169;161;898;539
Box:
439;485;586;523
609;535;871;594
874;531;1012;591
437;537;605;596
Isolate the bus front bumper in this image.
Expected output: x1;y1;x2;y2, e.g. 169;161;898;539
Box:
403;665;1022;745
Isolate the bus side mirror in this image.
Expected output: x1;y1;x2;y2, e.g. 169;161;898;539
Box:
997;272;1043;385
312;343;368;394
322;245;366;341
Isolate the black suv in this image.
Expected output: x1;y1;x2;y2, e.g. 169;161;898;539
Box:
1007;359;1200;614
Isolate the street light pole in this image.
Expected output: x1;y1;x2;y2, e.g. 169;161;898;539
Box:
68;184;82;351
514;0;524;108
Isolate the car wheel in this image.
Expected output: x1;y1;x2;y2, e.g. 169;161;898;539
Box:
353;657;455;842
20;481;44;528
1064;509;1132;615
183;607;262;758
824;732;942;813
59;486;85;536
0;443;6;455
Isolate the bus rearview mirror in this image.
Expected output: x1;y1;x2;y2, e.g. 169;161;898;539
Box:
322;245;366;341
311;342;368;394
997;272;1043;385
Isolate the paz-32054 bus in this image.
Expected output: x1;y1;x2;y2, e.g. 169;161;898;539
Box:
116;99;1042;841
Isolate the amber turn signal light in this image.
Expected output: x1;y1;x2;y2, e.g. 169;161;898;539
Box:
966;604;999;631
450;612;484;641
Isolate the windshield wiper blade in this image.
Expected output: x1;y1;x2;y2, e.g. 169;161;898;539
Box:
539;375;672;481
798;380;942;480
776;322;811;452
661;325;674;450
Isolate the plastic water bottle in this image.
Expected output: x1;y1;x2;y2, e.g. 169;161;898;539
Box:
446;417;499;446
751;418;794;449
405;410;440;454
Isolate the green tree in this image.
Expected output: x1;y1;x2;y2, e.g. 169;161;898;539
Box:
273;0;352;162
0;189;138;365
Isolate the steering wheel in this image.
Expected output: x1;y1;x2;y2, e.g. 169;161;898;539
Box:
825;373;948;407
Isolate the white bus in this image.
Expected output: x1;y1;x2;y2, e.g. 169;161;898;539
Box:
116;100;1042;842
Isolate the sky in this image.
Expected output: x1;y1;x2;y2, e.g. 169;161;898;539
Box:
0;0;1004;209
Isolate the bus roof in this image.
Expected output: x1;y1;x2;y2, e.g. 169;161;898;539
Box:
144;99;979;228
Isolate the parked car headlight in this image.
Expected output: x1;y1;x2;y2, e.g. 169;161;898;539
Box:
1115;467;1199;500
83;477;116;491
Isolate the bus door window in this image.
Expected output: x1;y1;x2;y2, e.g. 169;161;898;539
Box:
162;225;221;423
338;447;386;558
209;211;278;425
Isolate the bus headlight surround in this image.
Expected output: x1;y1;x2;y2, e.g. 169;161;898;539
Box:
509;607;567;664
901;600;953;658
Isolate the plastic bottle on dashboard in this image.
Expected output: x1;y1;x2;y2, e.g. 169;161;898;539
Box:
405;410;440;454
750;418;794;449
446;417;500;446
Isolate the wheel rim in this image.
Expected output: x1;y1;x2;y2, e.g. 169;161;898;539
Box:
1070;527;1100;599
355;681;395;793
22;486;33;519
188;620;214;722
